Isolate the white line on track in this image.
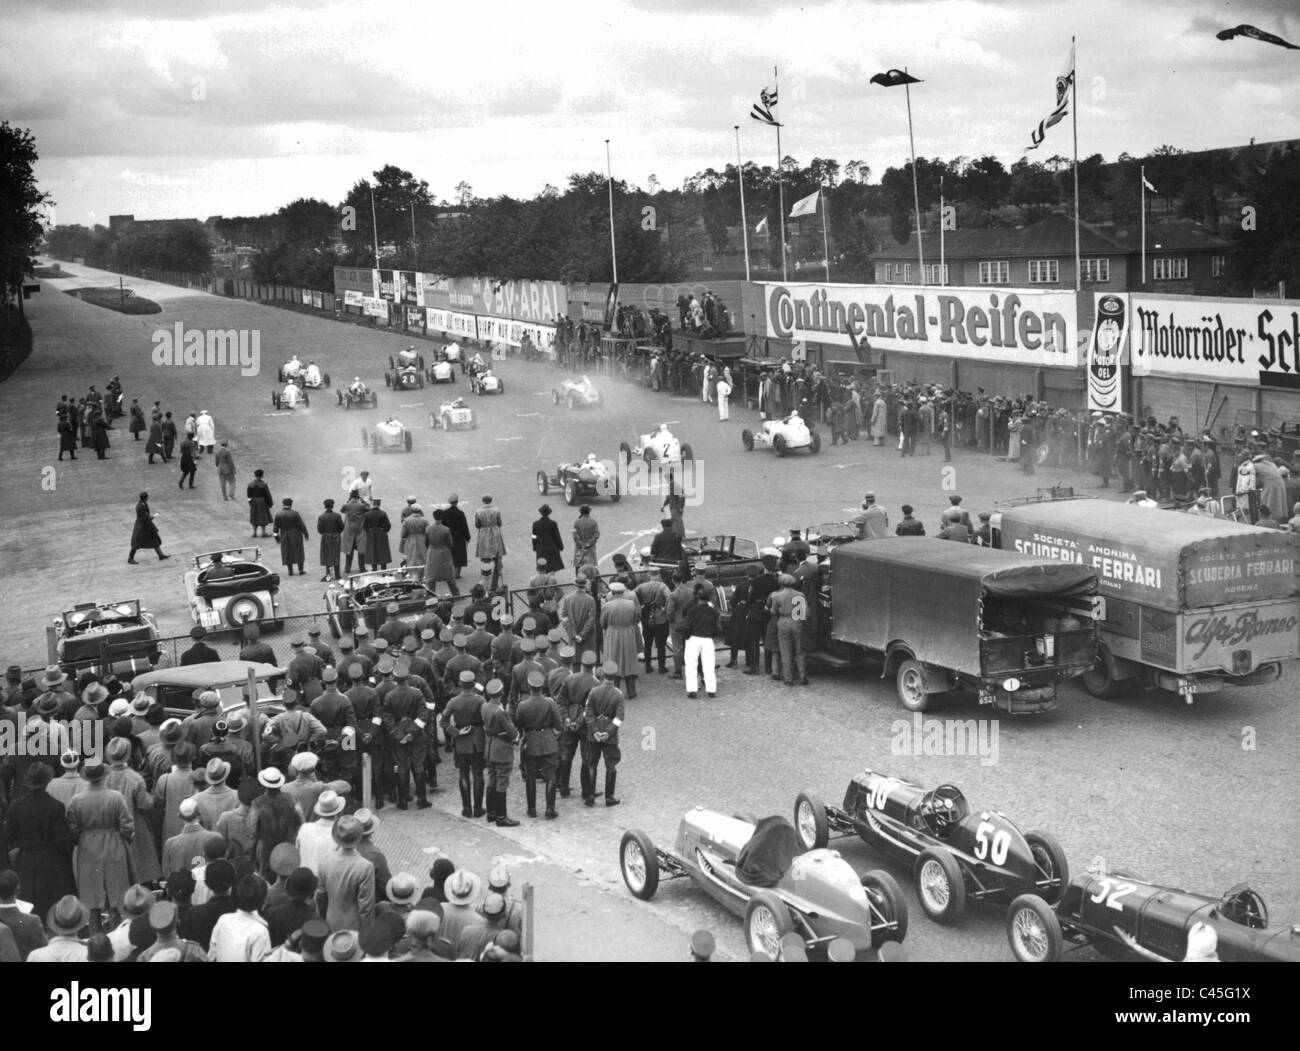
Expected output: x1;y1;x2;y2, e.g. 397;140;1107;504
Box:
494;436;524;442
463;465;501;471
515;412;542;418
400;402;425;407
599;530;654;569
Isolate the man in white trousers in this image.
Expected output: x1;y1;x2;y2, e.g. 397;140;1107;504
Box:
715;375;732;420
682;583;722;699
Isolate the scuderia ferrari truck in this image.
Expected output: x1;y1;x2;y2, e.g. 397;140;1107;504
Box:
992;499;1300;703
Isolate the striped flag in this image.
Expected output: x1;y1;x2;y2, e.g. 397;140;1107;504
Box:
751;85;779;126
789;190;819;218
1027;44;1075;150
755;216;768;234
1142;175;1159;193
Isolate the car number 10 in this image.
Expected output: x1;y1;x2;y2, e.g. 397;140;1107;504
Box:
974;821;1011;865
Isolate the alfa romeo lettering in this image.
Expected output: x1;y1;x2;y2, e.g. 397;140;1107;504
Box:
1184;611;1299;661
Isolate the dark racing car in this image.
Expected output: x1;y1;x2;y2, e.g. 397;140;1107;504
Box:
794;772;1069;925
324;567;437;638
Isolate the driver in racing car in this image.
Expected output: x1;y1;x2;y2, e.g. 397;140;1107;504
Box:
305;360;322;386
284;355;303;378
582;452;607;478
399;345;418;365
282;381;302;408
919;787;967;838
350;376;368;397
449;397;468;410
469;352;487;375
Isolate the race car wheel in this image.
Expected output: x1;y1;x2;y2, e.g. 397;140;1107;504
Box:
564;480;579;506
417;374;425;389
337;390;344;405
272;393;281;409
1006;894;1063;962
773;434;788;457
403;430;413;452
741;429;754;451
915;847;966;925
861;870;909;946
441;414;451;432
619;441;632;465
302;391;310;407
680;443;694;463
619;829;660;900
809;431;822;454
224;593;266;628
385;374;393;388
497;382;504;394
793;791;829;850
1081;644;1125;699
323;374;331;388
745;890;794;960
876;941;905;962
896;659;933;712
1025;830;1070;904
360;427;369;449
536;471;549;495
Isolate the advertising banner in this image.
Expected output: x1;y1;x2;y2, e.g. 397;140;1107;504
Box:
477;315;555;352
362;297;387;319
1087;293;1127;413
1179;601;1300;671
761;282;1079;367
424;309;478;340
312;291;324;309
400;271;419;307
418;273;450;310
343;289;364;308
449;278;567;322
376;269;396;302
1130;292;1300;388
405;307;425;332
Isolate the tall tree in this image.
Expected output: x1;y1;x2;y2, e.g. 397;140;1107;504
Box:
0;122;52;318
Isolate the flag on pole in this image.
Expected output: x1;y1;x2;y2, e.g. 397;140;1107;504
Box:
1216;24;1299;49
870;69;923;87
750;85;779;126
789;190;819;218
1142;175;1158;193
755;216;768;234
1027;44;1075;150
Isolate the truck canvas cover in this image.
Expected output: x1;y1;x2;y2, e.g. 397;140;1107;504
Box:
997;500;1300;612
830;539;1096;675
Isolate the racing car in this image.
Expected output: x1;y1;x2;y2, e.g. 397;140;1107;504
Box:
337;379;378;410
52;599;161;679
427;358;456;384
553;375;602;409
184;548;286;632
620;809;908;960
619;424;694;470
469;368;503;395
1006;869;1300;963
793;772;1069;925
278;357;329;388
742;411;821;456
271;381;310;410
432;398;475;431
324;567;438;638
362;418;414;453
440;341;463;365
385;363;425;390
389;346;425;371
537;454;621;506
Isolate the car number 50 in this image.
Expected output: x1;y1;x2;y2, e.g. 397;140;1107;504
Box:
974;821;1011;865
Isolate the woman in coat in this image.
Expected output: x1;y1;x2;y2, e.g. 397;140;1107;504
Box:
58;414;77;460
424;510;458;596
273;498;309;575
400;505;429;576
128;400;147;440
104;737;161;885
599;582;643;698
474;495;506;590
65;762;135;919
6;762;76;925
362;499;393;570
531;504;564;572
91;412;111;460
247;469;274;537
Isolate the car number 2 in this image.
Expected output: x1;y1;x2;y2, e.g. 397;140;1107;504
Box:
973;821;1010;865
1088;877;1137;911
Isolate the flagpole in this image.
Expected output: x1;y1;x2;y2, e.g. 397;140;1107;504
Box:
775;66;788;283
820;193;831;282
1071;36;1080;292
1140;164;1147;287
736;125;751;283
369;185;380;265
939;175;946;286
904;66;925;285
606;139;618;284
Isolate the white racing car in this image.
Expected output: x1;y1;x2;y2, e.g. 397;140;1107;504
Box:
742;411;821;456
470;369;503;395
553;375;602;409
271;381;310;410
620;424;694;469
441;341;463;365
431;398;476;431
278;357;330;388
363;417;414;453
427;358;456;384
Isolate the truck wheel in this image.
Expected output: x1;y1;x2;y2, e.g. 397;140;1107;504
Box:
1025;830;1070;905
773;434;788;457
1082;645;1125;699
744;890;794;960
536;471;549;495
793;791;829;850
619;829;659;900
914;846;966;925
896;659;933;712
809;431;822;454
224;594;265;628
742;429;754;451
1006;894;1063;962
860;870;909;946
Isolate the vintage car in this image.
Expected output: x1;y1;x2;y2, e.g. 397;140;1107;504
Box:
793;774;1069;925
129;661;287;723
362;418;413;453
51;599;161;679
470;369;504;395
638;534;765;590
427;358;456;384
537;456;621;506
742;412;822;456
389;346;425;371
385;363;426;390
620;810;908;960
432;398;475;431
271;382;310;410
553;375;602;409
1006;870;1300;963
278;359;329;388
184;548;285;632
324;567;438;638
620;424;694;469
440;341;463;364
804;522;862;555
337;381;378;410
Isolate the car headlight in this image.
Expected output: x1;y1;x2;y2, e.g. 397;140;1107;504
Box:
1002;677;1021;692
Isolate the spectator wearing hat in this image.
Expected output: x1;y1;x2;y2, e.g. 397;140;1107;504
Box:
251;767;303;878
474;494;507;592
895;504;926;536
480;680;519;826
556;575;596;661
153;741;198;846
459;892;511;960
73;681;110;724
185;859;237;951
162;797;223;879
0;868;49;959
443;494;472;580
324;928;363;962
193;757;239;832
1;663;24;707
297;789;346;875
572;504;600;574
292;917;329;961
852;493;889;540
318;814;375;933
27;896;90;962
937;508;973;542
266;866;317;946
418;856;457;911
318;498;345;582
238;621;278;667
65;760;134;930
973;512;993;547
766;574;807;688
382;661;433;811
208;873;272;961
273;497;310;575
136;901;206;962
164;867;198;932
442;669;486;818
599;580;642;700
127;491;170;563
361;498;392;571
263;843;300;911
439;870;485;950
104;737;162;885
106;883;154;960
199;718;247;789
180;625;221;666
479;866;525;938
48;749;85;807
583;662;625;807
180;689;224;750
516;670;562;819
217;780;262;871
247;469;274;538
379;870;418;923
6;763;76;925
442;633;483;700
424;508;460;598
34;665;77;723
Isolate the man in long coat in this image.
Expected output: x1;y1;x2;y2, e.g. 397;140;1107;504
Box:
341;490;368;575
400;504;429;577
146;417;165;463
443;494;471;579
559;577;598;657
195;410;216;453
424;510;459;597
273;498;309;576
247;469;274;537
6;762;76;926
128;491;169;563
598;582;643;699
475;495;507;591
572;505;599;573
318;815;376;932
317;498;344;582
870;392;887;445
65;761;135;928
363;498;393;570
104;737;161;885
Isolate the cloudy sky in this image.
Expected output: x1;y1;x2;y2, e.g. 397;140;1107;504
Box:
7;0;1299;226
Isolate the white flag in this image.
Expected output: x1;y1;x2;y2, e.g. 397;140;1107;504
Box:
755;216;768;234
1142;176;1158;193
789;190;819;218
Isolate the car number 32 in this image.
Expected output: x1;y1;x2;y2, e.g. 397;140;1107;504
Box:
974;821;1011;865
1088;876;1137;911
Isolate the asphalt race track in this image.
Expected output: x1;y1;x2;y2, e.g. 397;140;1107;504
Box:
3;264;1296;961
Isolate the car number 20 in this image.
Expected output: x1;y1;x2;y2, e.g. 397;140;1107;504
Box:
973;821;1011;865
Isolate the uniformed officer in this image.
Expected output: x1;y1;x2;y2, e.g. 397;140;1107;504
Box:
344;662;386;807
507;638;544;712
311;667;358;783
463;612;494;660
546;645;578;701
396;639;440;791
442;634;482;698
404;636;438;701
488;612;518;682
414;598;446;638
557;651;598;799
481;680;520;827
353;624;378;665
337;636;370;683
381;661;432;810
287;636;326;687
515;671;562;819
306;626;336;667
533;634;560;676
377;603;410;649
431;628;457;682
582;661;625;807
239;622;278;666
441;669;486;818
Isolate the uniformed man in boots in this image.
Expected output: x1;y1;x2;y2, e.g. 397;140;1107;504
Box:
516;670;563;819
311;667;358;785
306;626;336;668
547;645;578;703
583;661;625;808
397;637;440;793
381;662;431;811
377;603;410;648
463;612;494;661
482;680;520;827
557;651;598;800
532;634;560;677
344;663;385;808
488;612;519;683
507;638;544;712
441;635;482;700
415;598;445;638
441;669;486;818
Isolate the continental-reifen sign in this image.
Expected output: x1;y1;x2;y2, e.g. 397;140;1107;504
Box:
762;283;1079;366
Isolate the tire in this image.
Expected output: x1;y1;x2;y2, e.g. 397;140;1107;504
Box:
536;471;549;495
224;593;265;628
385;374;392;388
416;374;425;389
337;390;344;405
619;829;660;900
914;846;967;925
1006;894;1063;962
680;443;694;463
793;791;829;850
498;382;504;395
774;434;788;457
271;393;280;409
744;890;794;960
302;391;309;407
564;480;579;506
441;414;451;432
896;658;932;712
742;429;754;451
619;441;632;465
403;430;412;452
861;870;909;946
323;374;331;388
809;431;822;454
1082;644;1125;699
876;941;905;962
360;427;369;449
1025;830;1070;905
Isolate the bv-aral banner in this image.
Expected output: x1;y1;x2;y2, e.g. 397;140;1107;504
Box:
1129;292;1300;388
762;283;1080;366
1087;293;1127;413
